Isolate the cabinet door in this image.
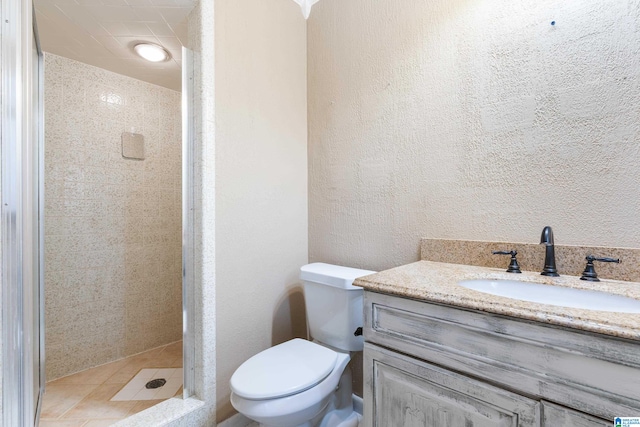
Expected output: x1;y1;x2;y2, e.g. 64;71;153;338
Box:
541;401;610;426
364;344;540;427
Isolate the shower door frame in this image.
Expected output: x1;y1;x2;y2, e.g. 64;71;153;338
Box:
1;0;45;425
182;46;196;399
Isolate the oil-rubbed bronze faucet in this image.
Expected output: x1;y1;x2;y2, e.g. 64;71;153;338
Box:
580;255;620;281
540;226;559;276
492;250;522;273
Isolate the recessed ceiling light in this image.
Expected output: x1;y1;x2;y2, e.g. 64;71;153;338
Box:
134;43;170;62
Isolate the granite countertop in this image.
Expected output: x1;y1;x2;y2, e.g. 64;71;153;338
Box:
354;260;640;341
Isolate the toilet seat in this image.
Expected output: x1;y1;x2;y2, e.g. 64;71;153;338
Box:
230;338;338;400
231;350;352;427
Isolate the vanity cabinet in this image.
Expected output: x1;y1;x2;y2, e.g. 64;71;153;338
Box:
541;402;610;427
362;292;639;427
367;344;540;426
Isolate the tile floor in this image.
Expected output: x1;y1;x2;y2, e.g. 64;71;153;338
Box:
39;341;183;427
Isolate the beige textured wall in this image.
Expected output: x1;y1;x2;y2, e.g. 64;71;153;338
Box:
44;54;182;380
308;0;640;272
215;0;308;421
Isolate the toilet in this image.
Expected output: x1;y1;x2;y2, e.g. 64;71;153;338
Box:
230;263;375;427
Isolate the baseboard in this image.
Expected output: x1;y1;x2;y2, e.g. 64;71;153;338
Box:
218;412;255;427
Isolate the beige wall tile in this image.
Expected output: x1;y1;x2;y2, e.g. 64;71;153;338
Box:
44;53;182;380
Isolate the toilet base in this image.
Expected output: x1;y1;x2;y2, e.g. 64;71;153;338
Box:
259;405;361;427
270;411;360;427
311;409;361;427
258;362;359;427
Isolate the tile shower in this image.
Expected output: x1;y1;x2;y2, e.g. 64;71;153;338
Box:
44;53;182;381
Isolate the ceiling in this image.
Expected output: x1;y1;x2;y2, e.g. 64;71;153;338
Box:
34;0;197;91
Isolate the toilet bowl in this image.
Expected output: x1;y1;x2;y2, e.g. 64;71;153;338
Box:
229;263;375;427
230;340;357;427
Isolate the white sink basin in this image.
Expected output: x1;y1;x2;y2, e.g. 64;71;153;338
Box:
458;279;640;313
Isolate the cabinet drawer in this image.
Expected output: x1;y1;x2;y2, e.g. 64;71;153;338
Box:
364;343;540;427
541;401;609;427
364;291;640;419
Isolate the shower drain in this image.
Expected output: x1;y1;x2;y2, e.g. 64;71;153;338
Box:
145;378;167;389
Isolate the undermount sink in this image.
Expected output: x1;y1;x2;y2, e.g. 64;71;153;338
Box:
458;279;640;313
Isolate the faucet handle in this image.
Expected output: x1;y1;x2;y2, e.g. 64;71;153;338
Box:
580;255;621;282
492;250;522;274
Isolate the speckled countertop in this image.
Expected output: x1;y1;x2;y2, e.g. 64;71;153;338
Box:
354;261;640;341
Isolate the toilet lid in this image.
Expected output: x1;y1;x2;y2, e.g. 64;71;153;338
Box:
230;338;338;400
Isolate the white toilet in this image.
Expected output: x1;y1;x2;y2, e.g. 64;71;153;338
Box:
230;263;375;427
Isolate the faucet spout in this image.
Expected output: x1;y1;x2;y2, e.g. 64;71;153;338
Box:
540;226;559;276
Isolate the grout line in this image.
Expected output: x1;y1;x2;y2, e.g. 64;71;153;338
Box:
54;393;89;420
41;384;101;421
156;339;182;357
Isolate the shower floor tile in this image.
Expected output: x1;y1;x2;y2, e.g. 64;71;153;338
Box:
40;341;183;427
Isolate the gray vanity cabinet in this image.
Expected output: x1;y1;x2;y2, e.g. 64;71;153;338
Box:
541;402;610;427
362;291;634;427
366;344;540;426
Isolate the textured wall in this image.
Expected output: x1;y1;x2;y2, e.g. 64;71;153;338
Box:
214;0;308;421
308;0;640;272
44;53;182;380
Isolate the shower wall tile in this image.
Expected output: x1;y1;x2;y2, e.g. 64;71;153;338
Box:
44;53;182;381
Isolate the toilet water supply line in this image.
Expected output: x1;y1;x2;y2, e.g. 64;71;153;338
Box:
292;0;321;19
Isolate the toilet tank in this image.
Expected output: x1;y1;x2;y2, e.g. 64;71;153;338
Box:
300;263;376;352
